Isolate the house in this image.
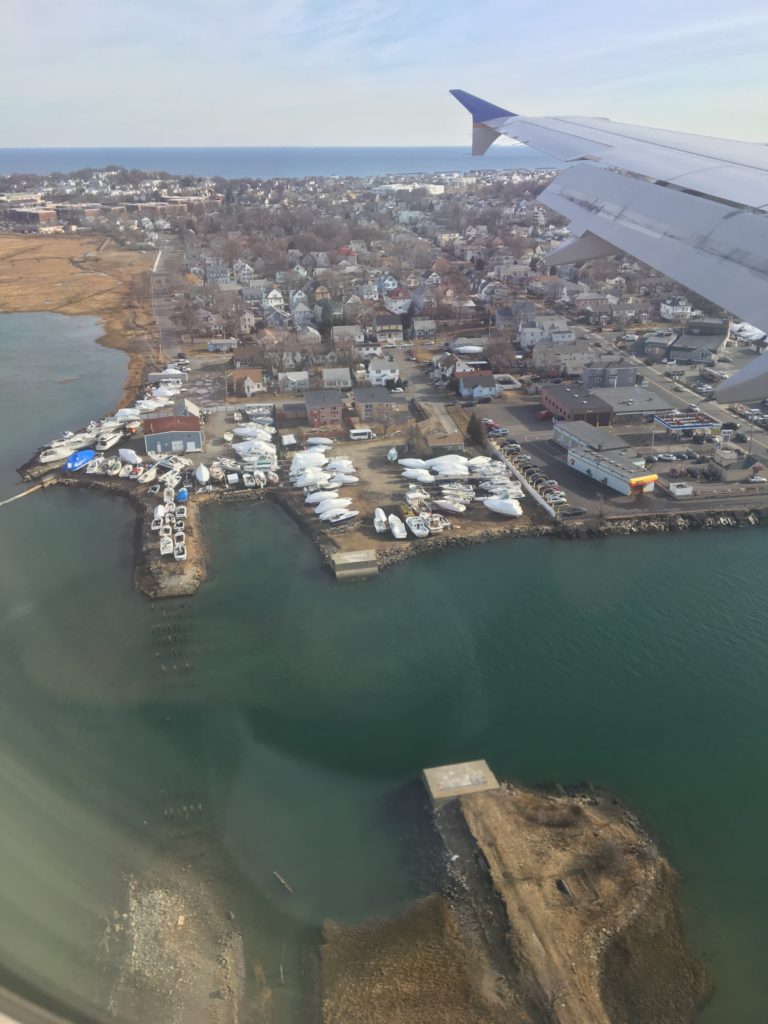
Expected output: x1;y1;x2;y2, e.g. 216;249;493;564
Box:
142;415;203;455
265;308;292;329
455;372;500;400
332;324;364;347
367;358;399;387
231;344;262;369
207;338;237;353
374;315;403;345
304;389;343;428
412;317;437;340
352;386;401;423
383;286;412;315
277;370;309;392
239;311;257;334
580;360;638;389
265;287;285;310
343;294;363;322
530;338;596;375
228;369;266;398
321;366;353;390
660;295;692;321
292;302;313;327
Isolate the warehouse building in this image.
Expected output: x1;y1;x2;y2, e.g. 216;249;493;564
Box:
566;448;658;495
142;415;203;455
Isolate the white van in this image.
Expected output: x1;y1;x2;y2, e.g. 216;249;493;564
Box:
349;428;377;441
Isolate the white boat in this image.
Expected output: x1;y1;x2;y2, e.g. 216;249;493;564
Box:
85;456;105;475
484;497;523;517
39;446;74;464
388;514;407;540
209;464;225;482
402;468;434;483
307;437;333;447
159;536;174;556
223;431;234;442
159;524;172;537
242;473;256;488
315;498;353;516
175;506;187;519
435;499;466;513
138;464;157;483
195;463;211;485
425;513;450;533
329;474;359;485
306;490;340;505
398;458;427;469
406;515;430;538
163;488;175;504
150;517;163;531
405;485;430;499
118;463;133;479
267;471;279;485
173;530;185;545
326;459;356;473
106;458;122;476
387;447;399;462
324;509;359;524
373;507;388;533
96;431;123;451
174;543;187;561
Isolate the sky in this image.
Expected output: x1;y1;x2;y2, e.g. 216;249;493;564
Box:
4;0;768;146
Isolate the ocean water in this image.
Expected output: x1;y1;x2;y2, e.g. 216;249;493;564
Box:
0;146;559;180
0;312;767;1023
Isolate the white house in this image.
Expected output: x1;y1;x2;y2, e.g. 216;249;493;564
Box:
322;366;353;390
277;370;309;392
265;288;285;310
660;295;693;321
455;372;500;400
367;358;399;387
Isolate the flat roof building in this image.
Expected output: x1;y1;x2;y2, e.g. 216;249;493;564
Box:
552;420;632;454
566;447;657;496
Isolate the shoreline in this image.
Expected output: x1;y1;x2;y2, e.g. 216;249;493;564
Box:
0;234;156;407
56;474;767;599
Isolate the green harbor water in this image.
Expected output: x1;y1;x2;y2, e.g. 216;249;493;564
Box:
1;313;767;1022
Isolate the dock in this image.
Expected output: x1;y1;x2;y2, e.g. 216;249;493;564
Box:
330;549;379;580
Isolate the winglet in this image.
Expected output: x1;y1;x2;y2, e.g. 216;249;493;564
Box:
450;89;515;123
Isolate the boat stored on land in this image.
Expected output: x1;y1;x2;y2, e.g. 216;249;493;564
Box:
373;507;388;533
405;516;430;538
484;497;523;517
388;514;407;540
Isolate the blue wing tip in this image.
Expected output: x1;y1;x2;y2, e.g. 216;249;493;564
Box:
450;89;514;121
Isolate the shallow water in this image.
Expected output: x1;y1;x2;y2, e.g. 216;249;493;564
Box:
0;313;766;1022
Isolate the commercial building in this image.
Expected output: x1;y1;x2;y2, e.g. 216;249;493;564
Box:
552;421;633;455
142;415;203;455
540;384;613;426
565;448;658;495
590;386;673;425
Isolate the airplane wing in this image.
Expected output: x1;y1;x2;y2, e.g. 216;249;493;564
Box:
451;89;768;401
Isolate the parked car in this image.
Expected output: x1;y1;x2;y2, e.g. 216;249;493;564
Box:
748;475;767;483
657;453;677;461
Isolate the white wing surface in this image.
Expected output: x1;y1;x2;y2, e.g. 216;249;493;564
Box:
451;90;768;400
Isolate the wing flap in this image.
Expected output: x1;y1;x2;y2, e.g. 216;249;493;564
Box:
541;164;768;328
